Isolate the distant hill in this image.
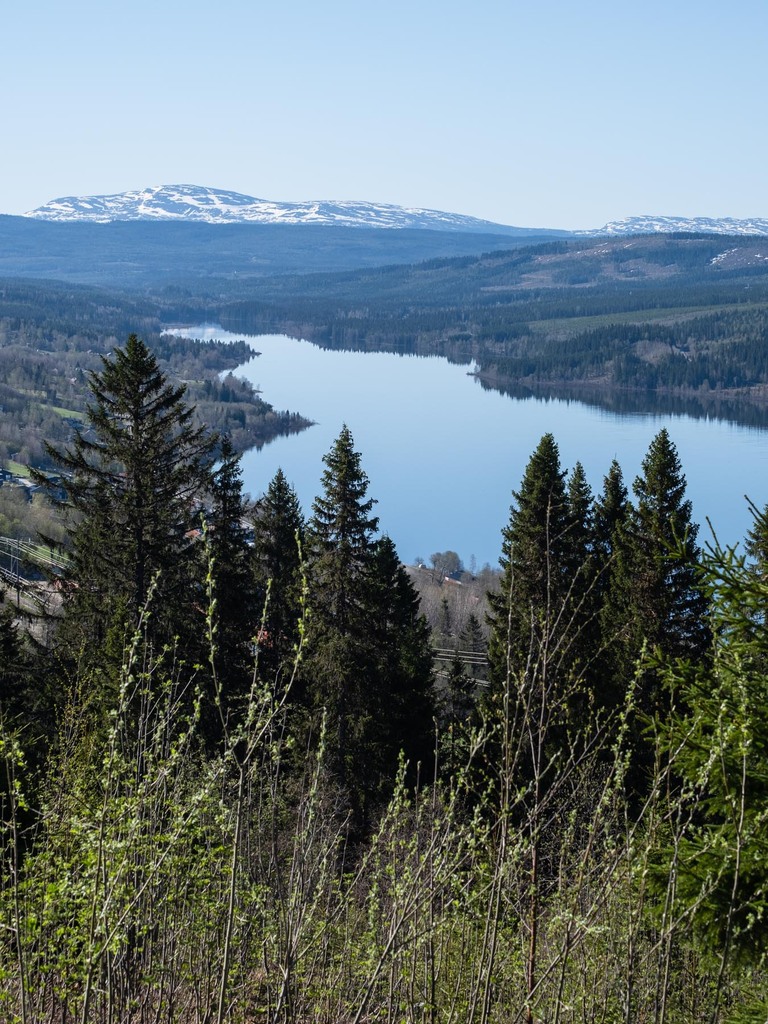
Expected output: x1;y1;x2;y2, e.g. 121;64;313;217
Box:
22;185;768;239
6;186;768;290
209;233;768;411
24;183;559;235
0;215;565;288
579;215;768;237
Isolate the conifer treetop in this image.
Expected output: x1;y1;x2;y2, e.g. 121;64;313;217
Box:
311;424;379;554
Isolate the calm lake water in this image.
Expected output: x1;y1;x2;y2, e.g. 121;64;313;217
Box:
177;326;768;568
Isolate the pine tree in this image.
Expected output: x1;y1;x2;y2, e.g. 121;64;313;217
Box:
42;335;217;651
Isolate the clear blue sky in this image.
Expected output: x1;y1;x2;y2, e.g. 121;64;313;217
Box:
2;0;765;230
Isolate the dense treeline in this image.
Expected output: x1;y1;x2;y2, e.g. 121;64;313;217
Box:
483;307;768;390
2;336;768;1021
224;280;768;377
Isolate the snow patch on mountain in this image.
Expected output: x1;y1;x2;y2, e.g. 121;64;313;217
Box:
707;247;768;269
23;187;768;238
710;248;739;265
24;184;535;234
580;215;768;237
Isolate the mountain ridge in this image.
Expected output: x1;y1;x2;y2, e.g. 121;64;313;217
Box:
576;214;768;237
23;184;555;236
22;184;768;238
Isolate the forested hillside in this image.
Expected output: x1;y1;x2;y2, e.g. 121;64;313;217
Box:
0;216;550;286
2;336;768;1022
215;234;768;406
0;280;310;474
6;232;768;448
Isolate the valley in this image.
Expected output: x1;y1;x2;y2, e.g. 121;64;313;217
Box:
5;221;768;566
3;182;768;1024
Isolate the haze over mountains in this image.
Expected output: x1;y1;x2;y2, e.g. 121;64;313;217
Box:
22;184;768;238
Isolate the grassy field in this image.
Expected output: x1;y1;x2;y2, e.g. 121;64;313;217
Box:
46;404;85;421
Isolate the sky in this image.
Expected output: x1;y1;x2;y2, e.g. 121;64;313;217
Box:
2;0;766;230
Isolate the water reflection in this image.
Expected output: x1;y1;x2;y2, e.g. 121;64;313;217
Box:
176;326;768;567
478;378;768;430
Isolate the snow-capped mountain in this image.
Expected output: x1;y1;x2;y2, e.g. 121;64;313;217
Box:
24;184;536;234
23;187;768;238
579;215;768;237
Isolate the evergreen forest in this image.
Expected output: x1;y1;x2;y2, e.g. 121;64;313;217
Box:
8;230;768;452
220;238;768;408
2;334;768;1023
0;286;310;490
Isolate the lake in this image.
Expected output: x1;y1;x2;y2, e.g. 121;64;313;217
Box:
176;326;768;569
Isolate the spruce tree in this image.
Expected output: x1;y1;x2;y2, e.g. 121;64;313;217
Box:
309;424;379;635
205;435;257;720
487;433;573;691
563;461;601;698
438;596;453;646
0;605;57;769
368;536;434;782
303;426;381;812
251;467;305;683
630;428;709;665
654;542;768;965
442;614;485;735
593;459;631;566
303;426;433;820
593;459;636;715
485;433;596;802
565;462;594;573
485;436;602;1011
42;335;217;651
623;429;709;794
459;612;486;681
0;607;34;725
446;655;473;717
744;498;768;577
